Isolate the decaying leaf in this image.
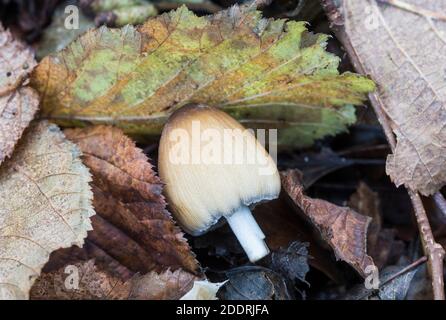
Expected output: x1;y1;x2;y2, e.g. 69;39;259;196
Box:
218;266;293;300
31;260;199;300
32;4;374;148
349;182;404;268
36;1;95;60
80;0;158;27
180;279;226;300
322;0;446;195
269;241;309;285
64;126;199;274
0;24;39;165
0;121;94;299
130;269;199;300
281;169;374;277
30;260;129;300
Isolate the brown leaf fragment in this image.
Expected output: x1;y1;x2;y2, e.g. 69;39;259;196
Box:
30;260;130;300
130;269;198;300
0;24;39;165
64;125;199;275
322;0;446;195
349;182;405;268
30;260;198;300
0;121;94;299
281;169;375;277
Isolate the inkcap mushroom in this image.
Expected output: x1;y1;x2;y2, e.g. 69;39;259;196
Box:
158;104;280;262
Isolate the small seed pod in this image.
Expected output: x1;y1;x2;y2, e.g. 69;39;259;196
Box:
158;104;281;262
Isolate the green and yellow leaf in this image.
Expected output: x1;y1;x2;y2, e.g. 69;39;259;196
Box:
32;5;374;148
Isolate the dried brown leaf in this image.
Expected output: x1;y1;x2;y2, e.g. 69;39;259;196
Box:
0;24;39;165
322;0;446;195
30;260;198;300
281;169;375;277
0;121;94;299
64;126;199;275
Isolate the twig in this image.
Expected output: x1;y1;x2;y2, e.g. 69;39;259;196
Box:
357;256;427;300
377;0;446;22
409;191;445;300
380;256;427;288
321;0;445;300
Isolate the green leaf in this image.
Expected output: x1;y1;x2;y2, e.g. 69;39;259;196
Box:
32;5;374;148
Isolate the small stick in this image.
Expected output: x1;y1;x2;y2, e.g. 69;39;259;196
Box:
377;0;446;22
380;256;427;287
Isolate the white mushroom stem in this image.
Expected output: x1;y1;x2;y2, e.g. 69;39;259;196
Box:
225;206;270;262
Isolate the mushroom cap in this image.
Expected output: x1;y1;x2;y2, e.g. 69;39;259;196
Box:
159;104;281;235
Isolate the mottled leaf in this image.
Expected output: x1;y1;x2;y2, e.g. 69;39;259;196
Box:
0;24;39;165
281;169;375;277
32;4;374;148
64;126;199;274
0;121;94;299
322;0;446;195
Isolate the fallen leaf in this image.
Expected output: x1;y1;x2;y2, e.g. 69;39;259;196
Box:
80;0;158;27
32;4;374;148
269;241;309;285
0;121;94;299
254;197;344;283
31;260;199;300
180;280;226;300
0;24;39;165
322;0;446;195
131;269;199;300
342;260;423;300
64;126;199;274
30;260;130;300
349;182;405;268
36;1;95;60
281;169;375;277
218;266;293;300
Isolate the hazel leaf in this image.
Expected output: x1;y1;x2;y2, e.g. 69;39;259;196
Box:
64;125;200;275
32;4;374;148
0;121;94;299
0;24;39;165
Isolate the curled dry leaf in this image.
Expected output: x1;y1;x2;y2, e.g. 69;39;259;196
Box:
0;121;94;299
322;0;446;195
31;260;198;300
64;125;199;274
0;24;39;165
32;4;374;148
281;169;375;278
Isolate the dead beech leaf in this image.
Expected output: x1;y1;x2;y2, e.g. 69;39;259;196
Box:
31;260;198;300
32;4;374;148
0;121;94;299
64;126;199;274
322;0;446;195
281;170;374;277
0;24;39;165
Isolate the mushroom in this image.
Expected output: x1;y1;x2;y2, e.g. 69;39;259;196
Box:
158;104;281;262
